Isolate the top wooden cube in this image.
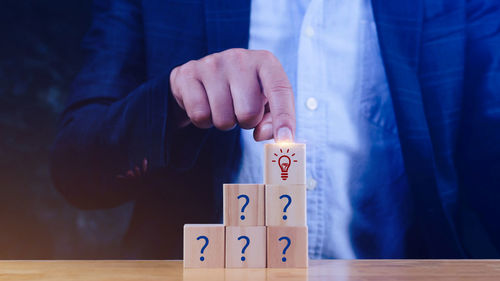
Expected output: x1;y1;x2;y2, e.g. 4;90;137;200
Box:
264;143;306;185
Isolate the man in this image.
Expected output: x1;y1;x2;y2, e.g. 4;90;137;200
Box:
51;0;500;259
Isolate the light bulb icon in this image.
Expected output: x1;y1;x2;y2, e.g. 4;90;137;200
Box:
272;148;298;181
278;155;291;180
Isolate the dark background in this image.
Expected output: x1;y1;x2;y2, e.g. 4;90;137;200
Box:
0;0;133;258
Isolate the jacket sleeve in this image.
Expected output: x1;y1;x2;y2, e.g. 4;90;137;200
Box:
50;0;208;209
458;0;500;252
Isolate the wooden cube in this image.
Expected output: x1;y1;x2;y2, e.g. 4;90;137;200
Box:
267;226;308;268
223;184;265;226
184;224;225;268
265;184;306;226
225;226;266;268
264;143;306;185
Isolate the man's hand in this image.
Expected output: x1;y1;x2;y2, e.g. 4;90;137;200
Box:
169;48;295;142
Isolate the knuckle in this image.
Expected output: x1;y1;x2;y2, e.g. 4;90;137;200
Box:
213;118;236;131
200;54;220;72
259;50;277;62
188;109;211;125
236;108;262;127
178;61;198;79
269;80;293;96
275;112;293;121
226;48;247;61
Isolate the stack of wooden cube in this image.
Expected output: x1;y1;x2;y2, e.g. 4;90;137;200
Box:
184;143;308;268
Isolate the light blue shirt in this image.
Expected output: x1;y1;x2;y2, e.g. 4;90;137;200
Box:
235;0;409;258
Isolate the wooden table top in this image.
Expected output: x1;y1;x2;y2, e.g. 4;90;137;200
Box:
1;260;500;281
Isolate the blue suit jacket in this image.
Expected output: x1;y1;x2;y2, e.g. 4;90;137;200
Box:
51;0;500;258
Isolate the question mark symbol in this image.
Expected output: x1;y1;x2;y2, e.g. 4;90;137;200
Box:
279;194;292;220
237;235;250;261
278;236;291;262
196;235;209;261
237;194;250;220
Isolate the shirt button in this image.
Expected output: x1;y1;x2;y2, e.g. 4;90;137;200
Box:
306;97;318;111
305;26;315;38
307;177;317;190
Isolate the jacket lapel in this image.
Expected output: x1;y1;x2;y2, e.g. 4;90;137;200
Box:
371;0;464;257
204;0;251;54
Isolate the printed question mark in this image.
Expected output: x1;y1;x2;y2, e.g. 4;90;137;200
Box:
278;236;291;262
238;235;250;261
196;235;209;261
279;194;292;220
237;194;250;220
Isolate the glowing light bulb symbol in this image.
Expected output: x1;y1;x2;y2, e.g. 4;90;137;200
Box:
278;155;291;180
272;148;298;181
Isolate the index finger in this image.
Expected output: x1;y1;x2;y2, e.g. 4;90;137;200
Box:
256;51;296;142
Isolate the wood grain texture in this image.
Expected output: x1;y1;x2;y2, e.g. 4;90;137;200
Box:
2;260;500;280
267;226;308;268
265;184;306;226
183;224;224;268
225;226;266;268
264;143;306;185
223;184;265;226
